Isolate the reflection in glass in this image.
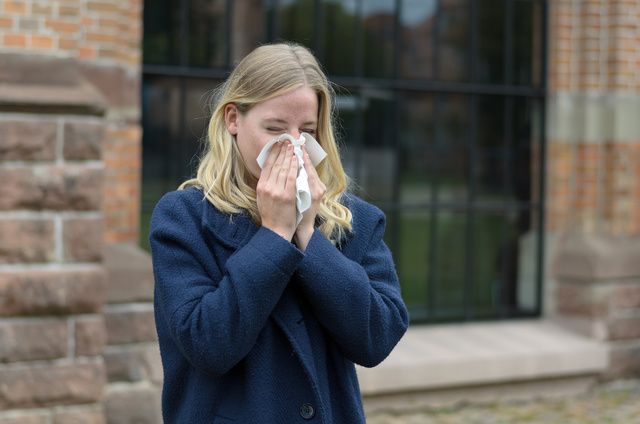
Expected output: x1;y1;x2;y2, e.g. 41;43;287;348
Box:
477;5;505;84
400;0;437;79
143;0;181;65
437;0;469;82
432;211;466;319
399;93;433;204
323;0;358;75
189;0;226;67
437;94;469;203
363;0;395;78
232;0;267;62
398;210;430;314
277;0;315;46
474;209;537;317
359;92;396;202
513;0;537;86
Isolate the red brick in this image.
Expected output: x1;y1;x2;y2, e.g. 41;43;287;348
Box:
0;219;55;264
0;362;105;409
0;268;107;316
4;33;27;48
3;1;26;14
0;121;57;161
0;319;68;362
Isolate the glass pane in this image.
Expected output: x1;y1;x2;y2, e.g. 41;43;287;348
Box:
143;0;181;65
432;211;466;319
323;0;358;75
183;80;221;177
363;0;395;78
359;91;396;203
474;209;539;318
277;0;315;46
476;96;505;201
231;0;267;62
400;0;437;79
334;90;360;180
399;93;435;204
437;0;470;82
513;0;537;86
510;96;534;203
398;210;430;312
473;212;507;318
476;2;505;84
436;94;469;203
189;0;226;68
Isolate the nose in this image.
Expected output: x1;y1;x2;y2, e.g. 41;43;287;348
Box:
290;129;301;139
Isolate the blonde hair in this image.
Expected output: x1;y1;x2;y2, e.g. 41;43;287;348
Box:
178;42;353;244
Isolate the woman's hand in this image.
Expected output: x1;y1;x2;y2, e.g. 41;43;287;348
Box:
294;145;326;250
257;142;298;241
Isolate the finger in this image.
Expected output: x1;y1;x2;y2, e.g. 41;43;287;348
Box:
277;144;295;189
267;142;288;184
301;146;318;179
284;147;299;192
261;142;283;181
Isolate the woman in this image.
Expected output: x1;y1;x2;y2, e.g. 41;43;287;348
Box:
149;42;408;423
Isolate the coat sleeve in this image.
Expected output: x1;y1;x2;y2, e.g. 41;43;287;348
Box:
149;192;304;376
294;206;409;367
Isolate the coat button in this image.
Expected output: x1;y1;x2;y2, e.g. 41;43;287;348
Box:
300;403;315;420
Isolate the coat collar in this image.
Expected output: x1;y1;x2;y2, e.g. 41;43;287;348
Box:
198;190;259;250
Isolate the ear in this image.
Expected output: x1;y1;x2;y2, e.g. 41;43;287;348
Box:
224;103;239;136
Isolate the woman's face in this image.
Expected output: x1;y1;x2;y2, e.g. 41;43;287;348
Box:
225;85;319;180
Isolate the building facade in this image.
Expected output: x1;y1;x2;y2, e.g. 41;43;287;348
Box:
0;0;639;422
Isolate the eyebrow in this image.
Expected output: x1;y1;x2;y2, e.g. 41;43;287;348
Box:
263;117;317;126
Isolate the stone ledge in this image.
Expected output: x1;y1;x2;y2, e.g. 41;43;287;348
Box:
357;320;608;399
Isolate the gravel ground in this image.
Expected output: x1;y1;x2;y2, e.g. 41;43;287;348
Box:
367;380;640;424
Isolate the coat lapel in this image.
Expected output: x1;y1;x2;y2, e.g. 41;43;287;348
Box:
200;197;318;378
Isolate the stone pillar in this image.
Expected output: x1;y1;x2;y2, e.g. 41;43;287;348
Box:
547;0;640;378
0;54;108;422
0;1;159;423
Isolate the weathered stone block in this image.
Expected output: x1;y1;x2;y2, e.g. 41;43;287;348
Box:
63;217;103;262
0;268;107;316
104;243;153;303
103;344;162;384
53;405;105;424
75;315;106;357
105;306;157;345
0;219;55;263
105;384;161;424
0;361;105;409
607;316;640;341
63;121;104;160
0;319;68;362
0;411;49;424
0;120;57;161
0;167;103;211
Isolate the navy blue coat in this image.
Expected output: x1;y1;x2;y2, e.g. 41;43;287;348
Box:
149;186;409;423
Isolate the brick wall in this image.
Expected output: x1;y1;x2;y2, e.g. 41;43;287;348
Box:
547;0;640;379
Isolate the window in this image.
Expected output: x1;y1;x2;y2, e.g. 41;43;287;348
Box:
142;0;547;323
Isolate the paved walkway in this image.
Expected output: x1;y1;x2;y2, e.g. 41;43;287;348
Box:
367;380;640;423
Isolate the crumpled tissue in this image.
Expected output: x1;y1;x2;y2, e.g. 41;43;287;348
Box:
256;132;327;226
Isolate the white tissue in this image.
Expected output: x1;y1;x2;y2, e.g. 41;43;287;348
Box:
256;132;327;226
